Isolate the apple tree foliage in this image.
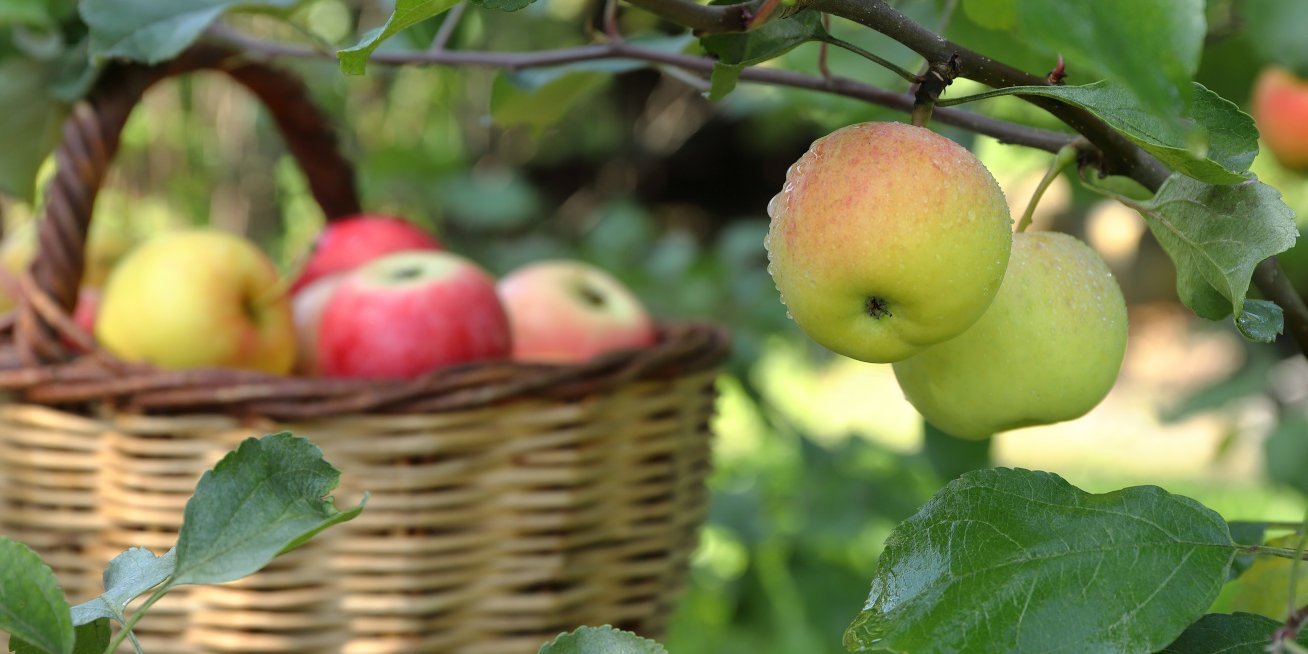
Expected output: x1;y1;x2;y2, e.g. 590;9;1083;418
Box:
0;434;366;653
2;0;1308;652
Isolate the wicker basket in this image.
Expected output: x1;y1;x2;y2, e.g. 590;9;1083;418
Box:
0;43;726;653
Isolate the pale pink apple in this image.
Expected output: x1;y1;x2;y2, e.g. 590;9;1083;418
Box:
497;260;656;363
292;214;441;293
291;274;345;375
317;251;511;379
1252;66;1308;169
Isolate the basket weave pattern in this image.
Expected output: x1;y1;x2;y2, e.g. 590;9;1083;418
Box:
0;44;727;653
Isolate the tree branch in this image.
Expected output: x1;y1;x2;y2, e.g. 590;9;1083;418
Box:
205;24;1075;153
622;0;755;33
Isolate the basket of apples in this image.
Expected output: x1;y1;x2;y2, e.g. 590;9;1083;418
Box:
0;44;726;654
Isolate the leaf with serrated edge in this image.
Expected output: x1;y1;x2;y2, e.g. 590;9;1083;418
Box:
955;82;1256;184
82;0;300;64
844;468;1235;653
1160;612;1308;652
1116;175;1297;320
69;548;175;625
169;433;365;586
338;0;460;75
538;625;667;654
0;538;73;654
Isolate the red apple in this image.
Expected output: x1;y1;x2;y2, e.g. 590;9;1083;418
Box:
497;260;656;363
317;251;511;379
1252;66;1308;169
291;274;345;375
292;214;441;293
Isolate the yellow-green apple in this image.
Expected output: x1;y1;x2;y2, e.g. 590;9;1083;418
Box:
1252;66;1308;170
96;229;295;374
317;251;511;379
892;232;1128;438
292;214;441;293
497;260;656;363
291;274;344;376
765;121;1013;363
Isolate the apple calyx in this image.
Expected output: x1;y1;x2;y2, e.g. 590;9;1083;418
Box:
865;296;893;319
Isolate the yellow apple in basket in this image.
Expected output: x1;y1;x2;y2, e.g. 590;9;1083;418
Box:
97;228;295;374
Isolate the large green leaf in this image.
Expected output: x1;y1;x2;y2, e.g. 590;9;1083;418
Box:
843;468;1235;653
9;620;109;654
169;433;365;586
81;0;300;64
537;625;667;654
0;58;67;200
1116;175;1297;321
0;538;73;654
1242;0;1308;78
69;548;175;625
950;82;1257;184
1005;1;1204;126
1161;612;1308;653
338;0;460;75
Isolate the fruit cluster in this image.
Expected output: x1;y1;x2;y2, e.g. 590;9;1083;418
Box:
766;121;1129;438
17;216;657;380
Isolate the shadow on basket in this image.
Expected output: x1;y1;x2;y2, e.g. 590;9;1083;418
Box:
0;43;729;654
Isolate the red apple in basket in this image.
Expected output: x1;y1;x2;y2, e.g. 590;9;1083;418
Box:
497;260;656;363
96;229;296;374
317;251;512;379
292;214;442;293
291;274;345;375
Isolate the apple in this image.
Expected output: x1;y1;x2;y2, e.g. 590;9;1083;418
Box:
292;214;441;293
317;251;511;379
291;274;345;375
1251;66;1308;170
497;260;656;363
96;229;296;374
891;232;1128;438
765;121;1013;364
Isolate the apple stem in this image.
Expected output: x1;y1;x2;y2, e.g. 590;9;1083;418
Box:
909;54;959;128
1016;144;1079;233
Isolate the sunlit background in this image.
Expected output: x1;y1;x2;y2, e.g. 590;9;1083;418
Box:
3;1;1307;652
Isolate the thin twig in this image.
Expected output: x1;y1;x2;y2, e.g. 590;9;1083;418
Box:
430;2;468;52
203;24;1076;154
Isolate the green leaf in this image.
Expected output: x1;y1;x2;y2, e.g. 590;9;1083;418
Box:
337;0;460;76
1242;0;1308;78
708;63;742;101
1265;415;1308;496
843;468;1235;653
0;58;69;200
1224;521;1266;580
9;620;108;654
1160;612;1308;653
1011;0;1204;125
469;0;538;11
81;0;300;64
169;432;365;586
1233;299;1283;343
954;82;1257;184
0;538;73;654
700;9;824;68
537;625;667;654
921;421;991;482
491;71;609;130
1115;175;1297;320
69;548;175;625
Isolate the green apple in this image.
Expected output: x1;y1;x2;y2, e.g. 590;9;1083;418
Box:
892;231;1128;438
97;228;295;374
766;121;1013;363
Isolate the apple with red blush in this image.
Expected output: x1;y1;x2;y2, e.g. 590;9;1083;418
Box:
292;214;441;293
497;260;656;363
316;251;511;379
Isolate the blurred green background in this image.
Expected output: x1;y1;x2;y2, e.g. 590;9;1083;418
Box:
3;1;1308;652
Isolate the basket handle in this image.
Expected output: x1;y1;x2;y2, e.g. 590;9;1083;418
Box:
20;42;361;363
